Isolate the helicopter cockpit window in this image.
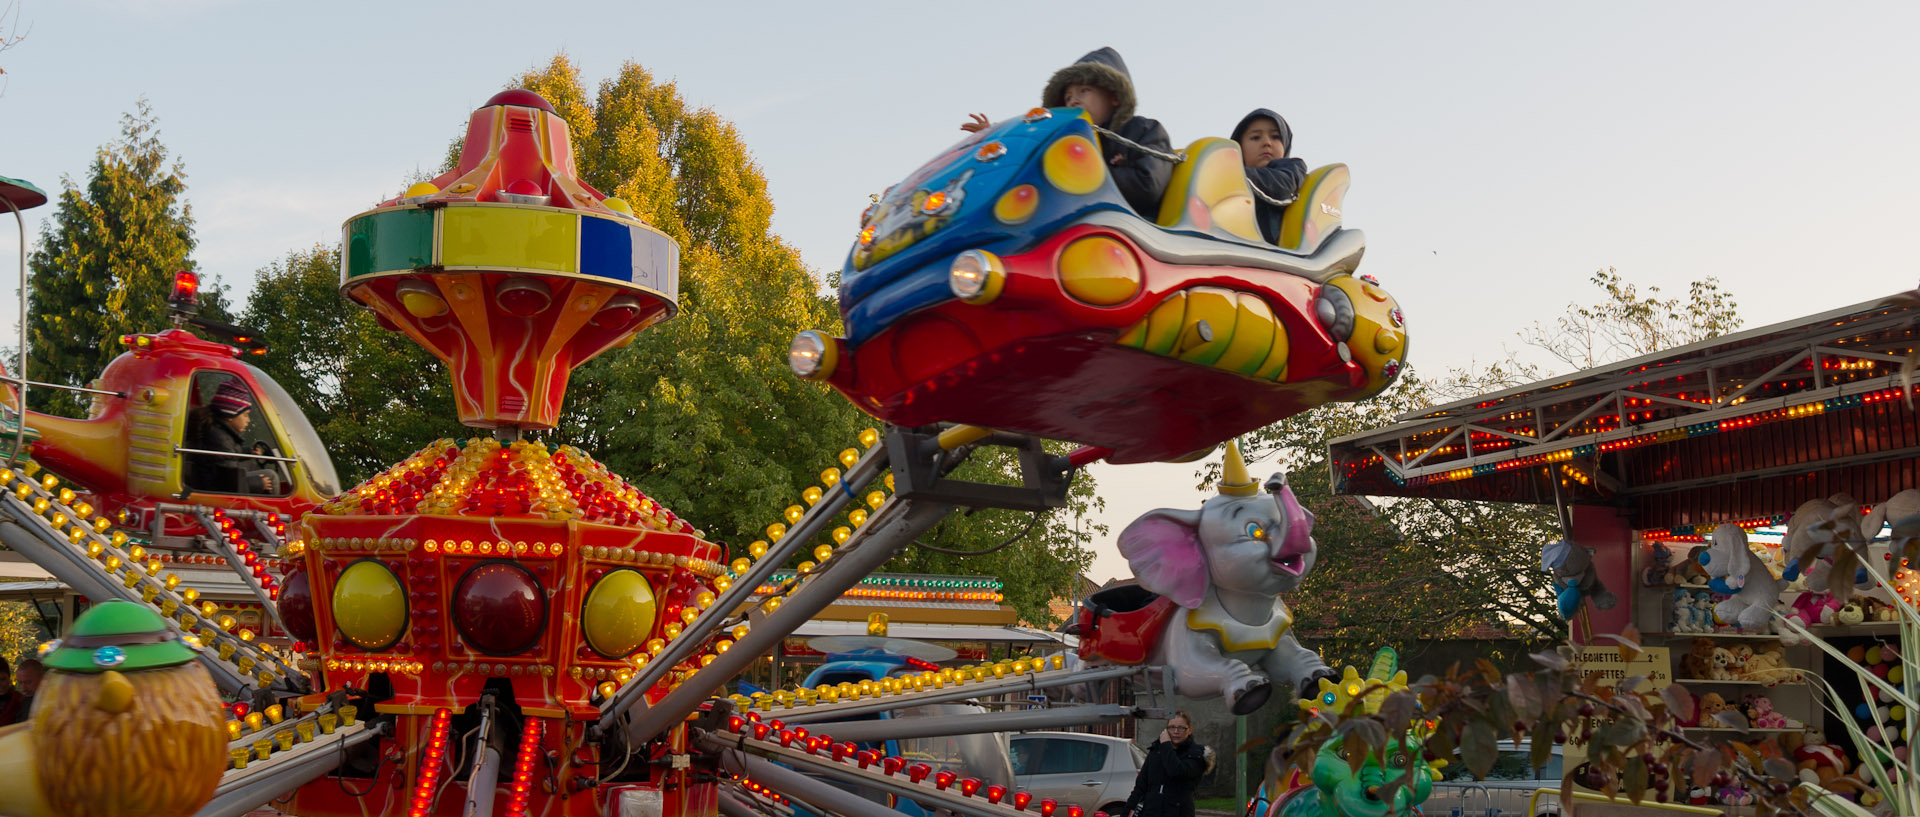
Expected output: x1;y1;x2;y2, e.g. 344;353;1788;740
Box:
182;373;290;496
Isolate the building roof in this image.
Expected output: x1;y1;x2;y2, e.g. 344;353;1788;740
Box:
1329;290;1919;530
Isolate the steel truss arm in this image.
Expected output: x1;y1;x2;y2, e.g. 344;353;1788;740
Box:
804;704;1129;743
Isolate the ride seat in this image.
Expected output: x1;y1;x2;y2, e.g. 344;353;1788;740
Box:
1277;164;1351;256
1154;137;1264;243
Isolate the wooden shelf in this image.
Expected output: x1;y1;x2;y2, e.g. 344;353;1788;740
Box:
1645;631;1783;641
1674;678;1802;686
1683;726;1803;733
1807;622;1904;636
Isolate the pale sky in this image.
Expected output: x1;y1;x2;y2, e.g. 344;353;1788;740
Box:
2;1;1916;584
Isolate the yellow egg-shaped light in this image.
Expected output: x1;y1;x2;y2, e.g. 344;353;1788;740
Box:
802;486;824;506
858;428;880;448
602;197;635;216
749;540;769;559
820;468;841;487
838;448;860;468
1058;235;1142;306
331;559;408;651
405;181;440;198
832;526;852;544
1043;135;1106;195
664;622;683;639
765;524;786;542
994;184;1041;225
582;569;658;658
866;491;885;509
731;558;752;574
784;505;805;524
813;544;834;562
848;509;868;528
731;624;750;640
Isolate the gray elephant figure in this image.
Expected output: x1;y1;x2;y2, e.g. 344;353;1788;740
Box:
1699;523;1784;632
1113;444;1334;715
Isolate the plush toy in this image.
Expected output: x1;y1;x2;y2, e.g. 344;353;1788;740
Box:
1728;643;1754;675
1788;590;1843;627
1682;638;1717;679
1717;787;1755;806
1686;787;1711;806
1794;734;1849;786
1864;488;1920;572
1542;538;1617;619
1644;541;1674;586
1744;695;1791;729
1699;692;1731;724
1743;644;1794;684
1668;546;1710;586
1700;524;1784;631
1839;600;1867;625
1709;647;1738;681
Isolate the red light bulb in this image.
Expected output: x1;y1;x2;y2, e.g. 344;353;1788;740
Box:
1014;792;1033;810
960;778;982;797
934;771;956;790
882;757;906;776
986;785;1006;804
1040;799;1058;817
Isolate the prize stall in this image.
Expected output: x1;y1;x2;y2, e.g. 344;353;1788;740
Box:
1328;292;1919;808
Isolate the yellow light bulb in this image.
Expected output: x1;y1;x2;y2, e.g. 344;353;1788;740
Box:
696;590;717;608
866;491;885;509
833;526;851;543
802;486;823;506
796;561;815;575
848;509;868;527
765;524;786;541
748;540;769;559
820;468;841;487
731;558;752;574
714;575;732;592
731;624;749;640
784;505;805;524
664;622;683;639
839;448;860;468
813;544;834;562
859;428;880;448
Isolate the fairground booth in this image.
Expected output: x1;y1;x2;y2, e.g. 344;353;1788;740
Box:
1328;292;1918;803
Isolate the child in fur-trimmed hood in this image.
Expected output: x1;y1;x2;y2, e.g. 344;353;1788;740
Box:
963;47;1174;218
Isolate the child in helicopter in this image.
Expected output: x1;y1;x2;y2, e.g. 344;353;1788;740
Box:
962;47;1173;218
184;379;274;495
1232;109;1307;245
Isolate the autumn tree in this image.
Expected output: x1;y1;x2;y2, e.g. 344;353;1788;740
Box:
242;56;1096;622
1228;272;1744;669
24;99;229;415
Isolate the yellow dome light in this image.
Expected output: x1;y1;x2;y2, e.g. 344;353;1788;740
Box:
1042;135;1106;195
582;569;658;659
994;184;1040;225
331;560;408;652
1058;235;1142;306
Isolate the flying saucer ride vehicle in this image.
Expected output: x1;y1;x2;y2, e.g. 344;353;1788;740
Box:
791;108;1408;464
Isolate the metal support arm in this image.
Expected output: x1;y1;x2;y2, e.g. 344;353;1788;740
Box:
803;703;1130;743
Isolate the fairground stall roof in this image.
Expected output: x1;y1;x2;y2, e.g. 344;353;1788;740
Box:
1328;290;1918;533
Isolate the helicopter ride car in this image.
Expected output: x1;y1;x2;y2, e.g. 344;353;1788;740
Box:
790;108;1406;464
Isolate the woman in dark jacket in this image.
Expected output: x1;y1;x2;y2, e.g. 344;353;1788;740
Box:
1124;711;1211;817
1232;109;1307;245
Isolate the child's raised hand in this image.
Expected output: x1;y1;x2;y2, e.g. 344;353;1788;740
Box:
960;113;991;133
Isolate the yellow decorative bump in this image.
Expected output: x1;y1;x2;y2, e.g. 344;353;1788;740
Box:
838;448;860;468
820;468;841;487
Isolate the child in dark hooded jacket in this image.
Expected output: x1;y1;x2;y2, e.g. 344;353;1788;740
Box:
964;47;1174;218
1232;109;1307;244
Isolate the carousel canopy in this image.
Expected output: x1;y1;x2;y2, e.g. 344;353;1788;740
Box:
1329;290;1919;532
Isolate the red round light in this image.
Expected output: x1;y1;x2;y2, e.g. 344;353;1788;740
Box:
1014;791;1033;810
1040;799;1057;817
277;568;317;642
484;89;557;113
883;757;906;776
986;785;1006;804
495;278;553;318
960;778;982;797
452;561;547;655
934;771;955;790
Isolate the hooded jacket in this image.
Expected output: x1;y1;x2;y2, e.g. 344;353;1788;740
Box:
1232;109;1307;244
1042;48;1174;218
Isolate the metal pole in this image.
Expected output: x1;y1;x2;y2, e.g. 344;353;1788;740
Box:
618;499;953;743
712;742;904;817
803;704;1129;743
600;440;891;723
462;694;500;817
778;665;1141;724
1234;714;1247;808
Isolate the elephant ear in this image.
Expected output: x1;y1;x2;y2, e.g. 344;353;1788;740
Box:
1713;524;1750;590
1117;508;1208;609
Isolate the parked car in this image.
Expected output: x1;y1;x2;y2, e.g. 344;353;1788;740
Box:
1010;731;1144;815
1424;744;1567;817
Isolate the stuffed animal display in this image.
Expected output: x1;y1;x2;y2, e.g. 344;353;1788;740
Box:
1700;524;1784;631
1845;642;1911;761
1669;589;1718;633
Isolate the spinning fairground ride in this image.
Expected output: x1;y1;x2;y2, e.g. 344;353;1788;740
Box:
0;85;1421;817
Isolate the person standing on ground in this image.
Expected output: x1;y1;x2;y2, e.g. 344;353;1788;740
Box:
1124;711;1210;817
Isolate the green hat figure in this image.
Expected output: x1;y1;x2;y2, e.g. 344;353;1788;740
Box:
0;599;230;817
41;599;200;672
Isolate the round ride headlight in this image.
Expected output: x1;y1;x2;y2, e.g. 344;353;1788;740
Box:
948;250;1005;305
789;330;837;380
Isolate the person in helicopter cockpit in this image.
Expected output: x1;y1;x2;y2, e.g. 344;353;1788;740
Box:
185;379;273;495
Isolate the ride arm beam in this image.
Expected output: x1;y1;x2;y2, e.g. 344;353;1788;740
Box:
600;439;891;724
776;664;1141;724
615;497;955;744
194;720;384;817
189;508;301;676
699;729;1035;817
803;704;1129;743
710;741;912;817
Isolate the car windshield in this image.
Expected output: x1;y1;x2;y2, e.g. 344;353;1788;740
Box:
245;364;341;495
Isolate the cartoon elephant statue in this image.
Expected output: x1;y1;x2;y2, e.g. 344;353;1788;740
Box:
1088;443;1334;715
1540;538;1616;620
1699;523;1784;632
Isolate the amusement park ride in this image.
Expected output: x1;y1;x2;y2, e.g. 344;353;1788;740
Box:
0;86;1411;817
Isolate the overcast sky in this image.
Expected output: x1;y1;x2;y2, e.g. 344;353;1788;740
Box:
2;1;1916;583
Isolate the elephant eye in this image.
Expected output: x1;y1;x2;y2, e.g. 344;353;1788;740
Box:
1246;522;1268;541
1389;752;1408;767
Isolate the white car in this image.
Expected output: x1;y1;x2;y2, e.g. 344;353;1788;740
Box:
1010;732;1145;815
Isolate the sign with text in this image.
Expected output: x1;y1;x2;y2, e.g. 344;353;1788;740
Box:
1574;645;1671;689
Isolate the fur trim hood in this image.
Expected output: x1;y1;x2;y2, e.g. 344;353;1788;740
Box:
1041;47;1138;129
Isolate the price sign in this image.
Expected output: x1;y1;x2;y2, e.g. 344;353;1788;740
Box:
1573;645;1671;689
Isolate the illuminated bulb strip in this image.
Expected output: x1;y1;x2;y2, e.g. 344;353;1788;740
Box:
723;713;1052;814
506;717;546;817
408;708;453;817
1395;384;1916;487
730;655;1069;711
